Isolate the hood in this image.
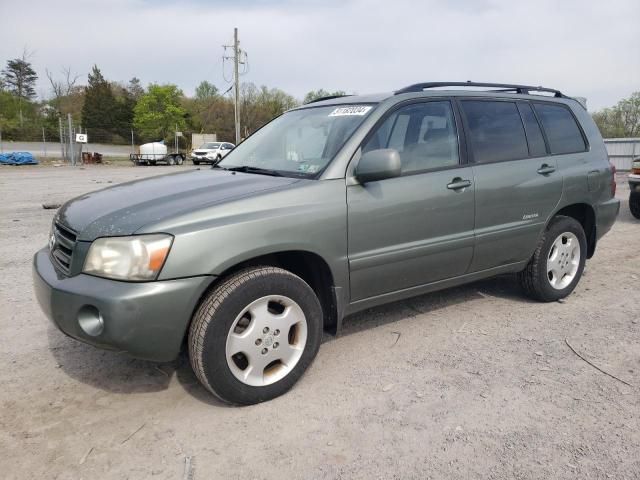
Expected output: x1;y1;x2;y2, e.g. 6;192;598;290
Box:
56;169;300;240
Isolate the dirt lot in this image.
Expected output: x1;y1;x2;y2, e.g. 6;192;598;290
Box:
0;165;638;480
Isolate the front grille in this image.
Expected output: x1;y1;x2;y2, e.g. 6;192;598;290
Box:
51;222;77;274
194;152;207;156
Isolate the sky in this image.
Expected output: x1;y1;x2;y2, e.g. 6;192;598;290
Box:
0;0;638;111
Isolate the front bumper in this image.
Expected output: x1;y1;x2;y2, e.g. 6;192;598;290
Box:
33;248;212;362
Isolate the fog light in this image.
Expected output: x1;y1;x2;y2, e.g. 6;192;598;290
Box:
78;305;104;337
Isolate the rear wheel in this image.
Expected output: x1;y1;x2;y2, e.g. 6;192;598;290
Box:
630;191;640;219
167;156;176;166
176;155;184;165
188;267;323;405
519;216;587;302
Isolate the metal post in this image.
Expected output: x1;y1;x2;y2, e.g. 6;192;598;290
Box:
0;127;3;153
68;113;75;166
42;127;47;157
131;129;135;154
175;124;178;154
58;116;64;160
233;27;240;144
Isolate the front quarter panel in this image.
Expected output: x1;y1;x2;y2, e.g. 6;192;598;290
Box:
145;178;349;290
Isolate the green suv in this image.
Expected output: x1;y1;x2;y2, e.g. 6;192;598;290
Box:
33;82;620;404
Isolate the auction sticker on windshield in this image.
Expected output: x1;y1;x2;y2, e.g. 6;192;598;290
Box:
328;106;372;116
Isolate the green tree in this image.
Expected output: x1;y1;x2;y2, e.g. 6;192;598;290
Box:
303;89;346;104
133;84;186;142
2;53;38;127
82;65;120;142
592;91;640;138
241;83;298;136
195;81;219;100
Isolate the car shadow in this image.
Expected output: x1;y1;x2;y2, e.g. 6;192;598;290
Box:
47;273;528;405
47;323;232;407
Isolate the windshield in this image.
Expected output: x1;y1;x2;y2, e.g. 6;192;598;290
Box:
219;104;374;177
200;142;220;149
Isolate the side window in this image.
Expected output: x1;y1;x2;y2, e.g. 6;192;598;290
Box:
517;102;547;157
362;101;459;173
533;103;586;154
461;100;529;163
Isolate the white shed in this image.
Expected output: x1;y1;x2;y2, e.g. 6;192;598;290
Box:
604;138;639;171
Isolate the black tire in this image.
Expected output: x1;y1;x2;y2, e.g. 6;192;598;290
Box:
167;156;176;166
630;191;640;219
519;215;587;302
193;160;200;165
177;155;184;165
216;154;222;162
188;266;323;405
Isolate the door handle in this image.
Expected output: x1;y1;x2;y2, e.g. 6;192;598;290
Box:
447;178;472;190
537;164;556;175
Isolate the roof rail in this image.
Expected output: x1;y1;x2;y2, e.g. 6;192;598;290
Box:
395;81;564;98
305;94;351;104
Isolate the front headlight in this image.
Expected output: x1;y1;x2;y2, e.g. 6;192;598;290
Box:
83;234;173;281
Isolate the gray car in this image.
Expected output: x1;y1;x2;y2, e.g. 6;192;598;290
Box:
33;82;620;405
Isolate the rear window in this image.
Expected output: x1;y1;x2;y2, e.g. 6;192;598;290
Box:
533;103;586;154
461;100;529;163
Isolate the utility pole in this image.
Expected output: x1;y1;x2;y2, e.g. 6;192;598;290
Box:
0;127;3;153
42;127;47;157
68;113;75;166
233;27;240;145
131;129;135;154
223;27;247;145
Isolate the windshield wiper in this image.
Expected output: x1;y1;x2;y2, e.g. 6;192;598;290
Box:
225;165;284;177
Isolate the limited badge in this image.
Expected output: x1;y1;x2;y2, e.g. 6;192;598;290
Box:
328;106;372;117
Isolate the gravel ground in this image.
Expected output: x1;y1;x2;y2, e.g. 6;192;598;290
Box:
0;165;638;480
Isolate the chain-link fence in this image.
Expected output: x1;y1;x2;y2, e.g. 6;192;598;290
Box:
0;120;211;165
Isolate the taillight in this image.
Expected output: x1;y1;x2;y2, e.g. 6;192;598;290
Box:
610;162;616;197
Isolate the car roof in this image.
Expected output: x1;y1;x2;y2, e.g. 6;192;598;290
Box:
294;82;583;110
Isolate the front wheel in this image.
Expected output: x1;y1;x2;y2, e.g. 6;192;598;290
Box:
192;160;200;165
630;191;640;219
519;216;587;302
188;267;323;405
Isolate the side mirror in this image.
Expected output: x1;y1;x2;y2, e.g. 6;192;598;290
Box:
354;149;401;183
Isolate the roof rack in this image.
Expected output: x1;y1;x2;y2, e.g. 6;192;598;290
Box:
395;81;565;98
305;94;352;104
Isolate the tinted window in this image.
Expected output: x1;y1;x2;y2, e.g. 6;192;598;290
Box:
533;103;586;154
363;101;459;173
461;100;528;163
517;102;547;157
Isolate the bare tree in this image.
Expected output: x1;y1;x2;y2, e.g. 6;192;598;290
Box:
46;66;80;111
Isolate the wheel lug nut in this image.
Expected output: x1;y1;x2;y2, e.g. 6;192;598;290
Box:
261;348;268;355
255;339;262;346
274;329;280;336
263;327;269;334
273;342;279;349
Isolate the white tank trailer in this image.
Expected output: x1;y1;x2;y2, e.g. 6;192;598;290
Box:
130;142;185;166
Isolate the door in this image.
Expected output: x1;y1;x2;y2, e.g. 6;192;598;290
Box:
347;100;475;301
458;99;563;271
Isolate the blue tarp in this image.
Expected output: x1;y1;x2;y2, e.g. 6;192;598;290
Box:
0;152;38;165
